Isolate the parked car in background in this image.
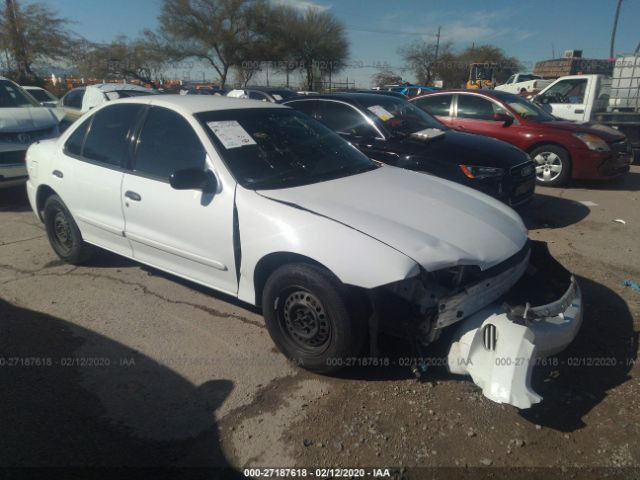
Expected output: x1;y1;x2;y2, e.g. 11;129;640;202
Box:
534;67;640;158
58;83;157;125
0;77;63;189
412;89;632;186
227;87;298;103
22;86;59;107
494;73;553;95
25;95;583;408
283;93;535;206
388;85;437;98
181;87;227;96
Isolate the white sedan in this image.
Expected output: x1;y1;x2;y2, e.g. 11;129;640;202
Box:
25;95;583;408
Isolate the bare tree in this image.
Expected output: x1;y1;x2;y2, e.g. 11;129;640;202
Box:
0;0;78;83
399;40;452;85
155;0;270;88
371;68;403;88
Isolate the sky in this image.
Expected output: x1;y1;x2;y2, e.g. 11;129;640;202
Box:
27;0;640;88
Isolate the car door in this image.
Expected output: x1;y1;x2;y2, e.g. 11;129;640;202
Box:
537;77;589;122
61;103;144;256
411;94;455;126
452;94;517;142
121;106;238;295
315;100;398;164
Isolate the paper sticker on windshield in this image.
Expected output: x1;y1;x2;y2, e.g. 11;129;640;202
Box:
207;120;256;149
367;105;394;121
272;94;283;101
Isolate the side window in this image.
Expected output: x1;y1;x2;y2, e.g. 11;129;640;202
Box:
285;100;317;118
64;89;84;109
64;117;91;156
318;102;377;137
133;107;207;181
82;104;143;167
248;91;268;102
456;95;498;121
413;95;453;117
543;79;588;104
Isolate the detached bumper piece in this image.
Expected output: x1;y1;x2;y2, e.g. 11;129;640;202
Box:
447;242;583;409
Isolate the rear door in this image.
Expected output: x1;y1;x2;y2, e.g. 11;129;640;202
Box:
121;106;238;294
411;94;454;126
62;103;144;256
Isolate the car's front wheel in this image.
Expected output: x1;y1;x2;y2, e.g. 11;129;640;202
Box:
43;194;94;264
531;145;571;186
262;263;366;373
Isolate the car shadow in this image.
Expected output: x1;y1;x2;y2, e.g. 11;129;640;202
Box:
519;193;590;229
567;170;640;192
0;185;31;213
0;297;242;478
519;275;636;431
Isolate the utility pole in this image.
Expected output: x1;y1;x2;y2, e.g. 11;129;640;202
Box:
434;26;441;63
610;0;623;58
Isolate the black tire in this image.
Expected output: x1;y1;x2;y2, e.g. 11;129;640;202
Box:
530;145;571;187
43;194;93;264
262;263;366;374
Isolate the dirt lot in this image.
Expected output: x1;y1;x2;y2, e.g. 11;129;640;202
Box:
1;167;639;479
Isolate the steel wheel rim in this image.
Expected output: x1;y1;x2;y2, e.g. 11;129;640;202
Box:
279;289;331;353
52;210;73;254
534;151;562;182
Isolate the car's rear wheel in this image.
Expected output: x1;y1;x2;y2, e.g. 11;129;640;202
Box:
44;195;93;264
262;263;366;373
531;145;571;186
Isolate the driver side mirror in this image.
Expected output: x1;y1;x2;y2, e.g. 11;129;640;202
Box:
493;112;514;127
169;168;217;192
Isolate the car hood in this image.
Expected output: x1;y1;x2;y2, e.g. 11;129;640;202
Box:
258;166;528;272
394;130;528;168
0;107;63;132
539;120;626;142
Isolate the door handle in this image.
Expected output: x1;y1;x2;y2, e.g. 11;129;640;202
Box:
124;191;141;202
52;170;63;178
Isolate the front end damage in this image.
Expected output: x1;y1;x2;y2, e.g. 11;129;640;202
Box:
377;241;583;409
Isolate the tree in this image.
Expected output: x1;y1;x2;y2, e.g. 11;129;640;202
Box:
438;45;522;87
398;40;453;85
0;0;78;83
73;35;168;84
370;68;403;88
155;0;271;88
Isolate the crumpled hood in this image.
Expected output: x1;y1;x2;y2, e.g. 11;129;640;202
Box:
259;166;528;272
0;107;63;132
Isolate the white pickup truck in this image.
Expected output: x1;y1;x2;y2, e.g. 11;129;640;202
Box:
533;59;640;159
495;73;553;94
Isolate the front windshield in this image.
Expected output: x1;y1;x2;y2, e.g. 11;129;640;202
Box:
196;109;377;190
356;95;447;137
503;94;555;122
0;80;40;108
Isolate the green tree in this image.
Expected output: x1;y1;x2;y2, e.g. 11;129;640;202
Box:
0;0;78;84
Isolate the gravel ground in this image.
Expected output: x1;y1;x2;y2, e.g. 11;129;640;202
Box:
0;166;639;479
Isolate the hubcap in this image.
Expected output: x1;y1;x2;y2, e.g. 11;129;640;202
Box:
52;210;73;253
281;290;330;351
533;151;562;182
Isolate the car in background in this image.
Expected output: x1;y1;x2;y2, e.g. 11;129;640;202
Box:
0;77;63;189
283;92;535;207
411;89;632;186
495;73;553;95
226;87;298;103
58;83;157;125
181;86;227;96
25;95;583;408
23;86;59;107
388;85;438;98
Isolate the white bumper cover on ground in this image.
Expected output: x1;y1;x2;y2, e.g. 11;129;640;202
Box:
448;277;583;409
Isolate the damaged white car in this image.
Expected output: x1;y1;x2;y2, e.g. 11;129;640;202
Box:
25;96;582;408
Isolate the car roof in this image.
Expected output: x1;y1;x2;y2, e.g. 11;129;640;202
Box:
412;89;513;101
86;83;153;93
283;92;399;104
109;94;290;114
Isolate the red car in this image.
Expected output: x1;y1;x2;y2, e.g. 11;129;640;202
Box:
411;89;632;186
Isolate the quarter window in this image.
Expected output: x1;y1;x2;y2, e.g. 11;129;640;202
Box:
133;107;207;180
82;104;143;167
